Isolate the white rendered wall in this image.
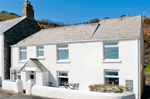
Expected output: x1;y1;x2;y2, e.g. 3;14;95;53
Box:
2;80;15;91
36;72;43;86
32;85;135;99
43;72;49;86
12;39;139;98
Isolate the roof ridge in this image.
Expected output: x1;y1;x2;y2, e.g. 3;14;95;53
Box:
99;15;142;22
40;23;98;31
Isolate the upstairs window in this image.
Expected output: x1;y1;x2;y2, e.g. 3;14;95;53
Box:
58;45;69;60
104;42;119;59
20;47;27;60
37;46;44;57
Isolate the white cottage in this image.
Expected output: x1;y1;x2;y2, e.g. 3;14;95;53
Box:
10;15;145;99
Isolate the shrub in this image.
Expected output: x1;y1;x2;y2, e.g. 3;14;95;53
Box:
89;18;100;23
89;84;129;93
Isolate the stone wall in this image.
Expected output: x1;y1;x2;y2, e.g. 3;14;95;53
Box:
4;17;41;79
145;55;150;64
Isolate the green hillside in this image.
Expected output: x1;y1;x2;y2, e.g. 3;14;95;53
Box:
0;12;20;21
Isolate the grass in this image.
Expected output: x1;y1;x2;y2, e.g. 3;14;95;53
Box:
0;13;20;21
146;64;150;72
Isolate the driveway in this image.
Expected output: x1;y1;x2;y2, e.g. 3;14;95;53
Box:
0;90;56;99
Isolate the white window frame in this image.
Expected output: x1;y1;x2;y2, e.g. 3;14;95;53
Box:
104;70;119;85
19;47;27;61
57;44;69;62
57;71;69;86
37;46;44;58
16;70;21;79
103;41;120;63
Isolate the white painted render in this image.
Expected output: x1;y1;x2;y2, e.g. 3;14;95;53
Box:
11;39;140;99
32;85;135;99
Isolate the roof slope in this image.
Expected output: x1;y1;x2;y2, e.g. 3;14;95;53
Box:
20;58;49;72
13;23;98;46
12;15;142;46
92;15;142;40
0;16;27;34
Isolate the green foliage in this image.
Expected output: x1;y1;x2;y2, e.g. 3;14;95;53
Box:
89;18;100;23
36;19;66;29
144;18;150;25
0;12;20;21
74;23;78;25
146;64;150;72
104;17;109;19
120;15;126;17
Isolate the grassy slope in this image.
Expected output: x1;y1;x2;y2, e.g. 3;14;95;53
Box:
0;13;20;21
146;64;150;72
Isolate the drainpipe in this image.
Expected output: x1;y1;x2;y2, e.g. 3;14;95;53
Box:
137;38;141;99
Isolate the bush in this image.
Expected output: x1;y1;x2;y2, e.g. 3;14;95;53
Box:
89;84;129;93
89;18;100;23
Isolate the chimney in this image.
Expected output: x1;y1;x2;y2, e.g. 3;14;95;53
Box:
22;0;34;18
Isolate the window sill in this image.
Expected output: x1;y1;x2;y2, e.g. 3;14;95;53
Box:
18;60;27;63
56;60;70;64
37;57;45;60
102;59;121;63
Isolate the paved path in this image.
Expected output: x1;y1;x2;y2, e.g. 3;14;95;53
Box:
0;90;56;99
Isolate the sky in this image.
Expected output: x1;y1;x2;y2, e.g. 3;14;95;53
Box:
0;0;150;24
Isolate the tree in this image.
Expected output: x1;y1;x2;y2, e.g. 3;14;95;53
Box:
89;18;100;23
1;10;8;14
120;15;126;17
104;17;109;19
74;23;78;25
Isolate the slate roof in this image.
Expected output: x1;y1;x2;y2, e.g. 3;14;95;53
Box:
92;15;142;40
12;15;142;46
0;16;27;34
20;58;49;72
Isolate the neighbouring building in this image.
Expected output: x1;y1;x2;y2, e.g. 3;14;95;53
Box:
10;15;145;99
0;0;41;84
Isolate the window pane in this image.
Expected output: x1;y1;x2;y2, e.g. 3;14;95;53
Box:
21;51;27;59
105;78;119;85
104;42;118;46
106;71;118;76
104;47;119;59
20;48;27;50
59;72;68;76
38;46;44;49
58;50;68;59
38;51;44;56
58;45;68;48
59;78;68;86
